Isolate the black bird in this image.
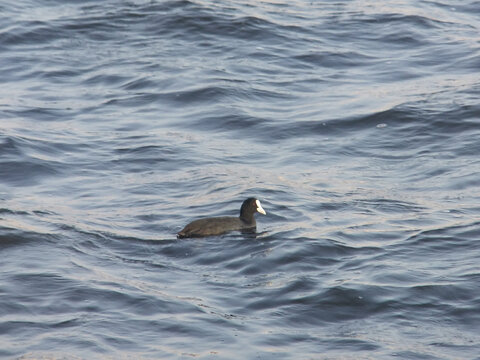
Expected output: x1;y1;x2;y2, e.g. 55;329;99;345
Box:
177;198;266;238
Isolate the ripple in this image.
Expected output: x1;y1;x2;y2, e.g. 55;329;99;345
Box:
2;0;480;358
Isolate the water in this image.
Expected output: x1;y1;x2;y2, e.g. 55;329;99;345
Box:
1;0;480;359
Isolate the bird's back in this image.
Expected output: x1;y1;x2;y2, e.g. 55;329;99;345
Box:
177;216;255;238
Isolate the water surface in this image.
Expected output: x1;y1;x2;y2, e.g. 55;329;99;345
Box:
1;0;480;359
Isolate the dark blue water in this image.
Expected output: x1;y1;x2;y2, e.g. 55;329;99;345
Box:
1;0;480;359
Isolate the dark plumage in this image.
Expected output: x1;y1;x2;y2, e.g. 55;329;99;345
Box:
177;198;266;238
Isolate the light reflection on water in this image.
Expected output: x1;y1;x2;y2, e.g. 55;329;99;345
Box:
1;0;480;358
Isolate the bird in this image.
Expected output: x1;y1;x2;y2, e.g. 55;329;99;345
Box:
177;198;266;238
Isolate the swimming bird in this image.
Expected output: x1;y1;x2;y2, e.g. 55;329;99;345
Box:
177;198;266;238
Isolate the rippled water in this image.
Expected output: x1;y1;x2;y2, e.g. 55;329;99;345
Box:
1;0;480;359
